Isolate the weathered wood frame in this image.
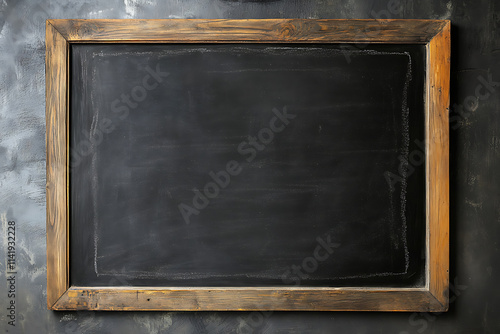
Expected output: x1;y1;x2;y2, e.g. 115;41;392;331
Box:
46;19;450;311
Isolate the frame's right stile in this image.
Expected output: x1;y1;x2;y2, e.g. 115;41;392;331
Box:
426;21;450;308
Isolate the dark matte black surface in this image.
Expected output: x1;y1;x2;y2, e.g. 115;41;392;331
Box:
69;43;426;287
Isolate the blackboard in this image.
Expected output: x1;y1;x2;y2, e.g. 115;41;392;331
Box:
69;43;426;288
47;18;450;312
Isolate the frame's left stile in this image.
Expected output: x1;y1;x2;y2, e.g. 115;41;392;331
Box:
46;21;70;309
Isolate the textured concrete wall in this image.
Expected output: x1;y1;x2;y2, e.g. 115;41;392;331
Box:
0;0;499;333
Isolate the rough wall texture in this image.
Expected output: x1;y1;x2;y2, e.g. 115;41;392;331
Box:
0;0;499;333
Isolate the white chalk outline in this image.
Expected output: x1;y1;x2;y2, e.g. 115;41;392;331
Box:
87;46;413;281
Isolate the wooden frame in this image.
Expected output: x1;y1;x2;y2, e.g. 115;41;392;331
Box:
46;19;449;311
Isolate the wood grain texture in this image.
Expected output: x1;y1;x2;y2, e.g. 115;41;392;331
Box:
53;287;444;312
47;19;448;44
46;21;69;309
426;21;451;310
46;19;450;311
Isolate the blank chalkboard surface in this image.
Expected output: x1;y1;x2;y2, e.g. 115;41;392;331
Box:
69;43;426;288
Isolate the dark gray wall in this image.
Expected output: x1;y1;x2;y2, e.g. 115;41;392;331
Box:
0;0;498;333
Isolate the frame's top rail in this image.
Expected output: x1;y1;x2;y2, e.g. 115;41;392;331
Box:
47;19;449;44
